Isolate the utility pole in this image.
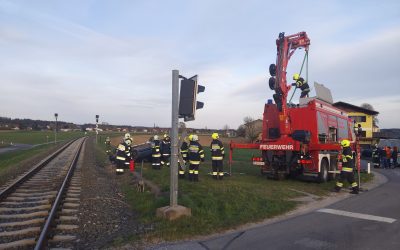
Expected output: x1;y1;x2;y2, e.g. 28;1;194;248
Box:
95;115;99;143
54;113;58;144
156;70;191;220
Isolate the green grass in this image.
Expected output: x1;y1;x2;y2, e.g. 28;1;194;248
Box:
0;131;85;180
0;131;84;145
0;144;52;171
97;144;374;243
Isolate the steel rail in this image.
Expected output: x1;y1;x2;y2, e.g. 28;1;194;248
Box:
34;137;86;250
0;138;80;201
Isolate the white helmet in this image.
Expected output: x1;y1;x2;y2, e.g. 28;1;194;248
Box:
124;133;131;139
125;138;132;146
153;135;159;140
191;135;198;141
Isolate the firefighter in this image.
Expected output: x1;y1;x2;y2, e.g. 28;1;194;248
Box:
372;144;380;168
210;133;225;180
333;139;359;194
151;135;162;169
161;134;171;168
179;135;190;179
188;134;205;182
115;137;132;174
105;136;115;163
292;73;310;98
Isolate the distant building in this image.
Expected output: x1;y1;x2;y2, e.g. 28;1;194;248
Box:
333;101;379;146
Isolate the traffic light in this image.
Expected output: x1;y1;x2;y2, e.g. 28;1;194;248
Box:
178;75;205;121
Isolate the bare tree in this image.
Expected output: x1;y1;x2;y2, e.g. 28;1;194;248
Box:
243;116;258;142
237;124;246;137
222;124;229;136
361;103;379;126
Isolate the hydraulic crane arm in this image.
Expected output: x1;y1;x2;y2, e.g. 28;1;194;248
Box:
269;32;310;138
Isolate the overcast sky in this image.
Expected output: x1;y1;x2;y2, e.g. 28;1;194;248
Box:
0;0;399;129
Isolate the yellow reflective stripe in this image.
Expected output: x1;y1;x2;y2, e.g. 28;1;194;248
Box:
199;150;204;154
218;172;224;176
152;154;161;157
116;156;125;160
212;172;218;176
212;145;221;150
342;167;353;172
190;161;200;164
179;171;185;174
189;170;194;174
118;145;125;150
351;182;358;187
336;182;343;187
194;171;199;174
212;156;223;160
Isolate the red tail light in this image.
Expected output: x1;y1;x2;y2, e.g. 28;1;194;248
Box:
298;159;312;164
252;157;263;162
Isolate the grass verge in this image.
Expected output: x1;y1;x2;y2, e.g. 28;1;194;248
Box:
97;143;374;243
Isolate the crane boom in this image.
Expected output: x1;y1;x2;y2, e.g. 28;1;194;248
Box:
271;32;310;138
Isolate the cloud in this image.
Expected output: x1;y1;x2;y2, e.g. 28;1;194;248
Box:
0;0;399;130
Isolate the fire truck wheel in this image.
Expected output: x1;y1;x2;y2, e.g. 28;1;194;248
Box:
317;159;329;183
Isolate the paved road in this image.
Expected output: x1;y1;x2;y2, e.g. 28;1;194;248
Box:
151;161;399;250
0;144;33;154
0;141;58;155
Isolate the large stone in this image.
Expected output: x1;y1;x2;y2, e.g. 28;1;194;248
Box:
156;205;191;220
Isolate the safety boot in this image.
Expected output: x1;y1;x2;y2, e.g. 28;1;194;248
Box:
350;187;359;194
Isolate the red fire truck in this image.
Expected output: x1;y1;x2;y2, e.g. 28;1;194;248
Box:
230;32;356;182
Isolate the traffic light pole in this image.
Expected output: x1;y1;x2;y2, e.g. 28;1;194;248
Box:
170;69;179;207
156;70;191;220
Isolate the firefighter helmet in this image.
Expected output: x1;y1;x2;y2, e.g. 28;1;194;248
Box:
124;133;131;139
191;135;198;141
188;134;193;141
211;133;219;139
341;139;350;147
163;134;168;138
293;73;300;80
125;138;132;146
153;135;159;140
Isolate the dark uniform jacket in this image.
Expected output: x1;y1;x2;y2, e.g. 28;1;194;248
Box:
115;142;132;168
180;141;189;161
188;141;205;164
152;140;161;157
341;146;354;172
161;139;171;155
210;139;224;161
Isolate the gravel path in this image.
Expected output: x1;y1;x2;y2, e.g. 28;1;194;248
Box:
77;137;144;249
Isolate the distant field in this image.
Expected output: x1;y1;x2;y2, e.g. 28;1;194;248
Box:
0;131;86;183
0;131;84;145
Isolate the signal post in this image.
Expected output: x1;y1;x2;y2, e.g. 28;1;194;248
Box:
156;70;205;220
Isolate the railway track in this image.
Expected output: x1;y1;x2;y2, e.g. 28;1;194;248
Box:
0;137;86;249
